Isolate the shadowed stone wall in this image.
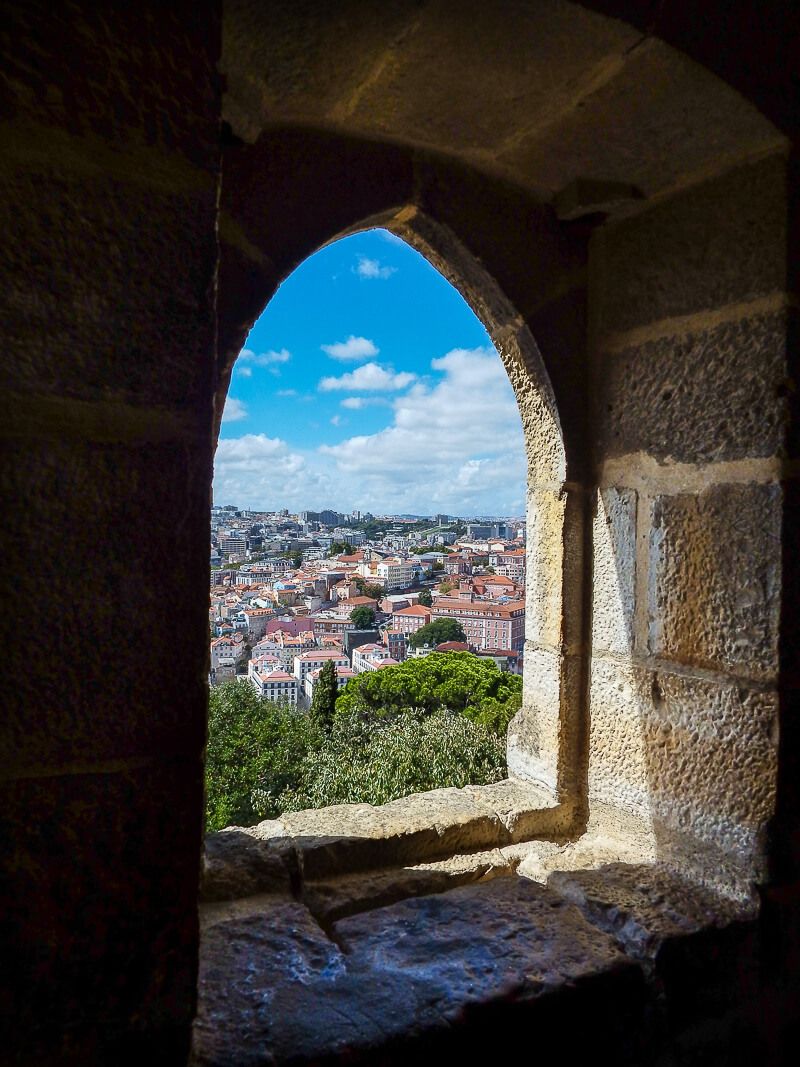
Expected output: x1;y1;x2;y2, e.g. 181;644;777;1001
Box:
0;4;221;1063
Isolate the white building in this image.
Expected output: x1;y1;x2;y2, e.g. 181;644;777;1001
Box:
304;664;356;702
249;665;298;703
351;643;397;673
293;649;350;688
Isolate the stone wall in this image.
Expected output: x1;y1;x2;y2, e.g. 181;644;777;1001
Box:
0;4;221;1062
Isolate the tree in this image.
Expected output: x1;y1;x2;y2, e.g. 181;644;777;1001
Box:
417;588;433;607
438;580;454;594
350;605;376;629
432;560;444;572
310;658;338;731
409;617;466;649
330;540;354;556
235;639;252;675
335;651;522;735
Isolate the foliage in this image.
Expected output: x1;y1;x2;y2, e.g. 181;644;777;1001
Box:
335;652;522;734
330;540;354;556
432;560;444;571
408;617;466;649
277;708;505;812
438;580;455;594
353;575;385;601
417;588;433;607
350;605;377;629
205;680;323;832
310;659;338;731
205;656;518;831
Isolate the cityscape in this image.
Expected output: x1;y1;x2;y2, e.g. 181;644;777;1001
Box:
210;504;527;704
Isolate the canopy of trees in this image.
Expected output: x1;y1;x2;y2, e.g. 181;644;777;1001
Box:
330;540;354;555
350;605;377;629
335;652;522;734
417;588;433;607
205;674;508;831
409;617;466;648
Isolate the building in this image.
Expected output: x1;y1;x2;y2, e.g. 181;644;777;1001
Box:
304;663;356;702
292;649;350;689
488;547;526;582
248;660;298;703
431;597;525;652
351;643;397;673
392;604;431;634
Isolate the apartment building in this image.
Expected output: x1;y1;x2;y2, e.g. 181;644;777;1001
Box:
304;664;356;702
351;644;397;673
391;604;431;634
293;649;350;688
431;597;525;651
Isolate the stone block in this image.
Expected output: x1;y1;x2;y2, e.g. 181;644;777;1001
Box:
0;436;211;770
194;877;644;1066
594;152;789;335
0;759;203;1062
596;308;791;463
201;829;296;903
0;165;217;408
588;657;778;892
525;488;567;649
592;487;637;655
647;484;781;680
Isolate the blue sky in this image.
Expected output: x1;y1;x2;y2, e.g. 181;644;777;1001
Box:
214;229;525;516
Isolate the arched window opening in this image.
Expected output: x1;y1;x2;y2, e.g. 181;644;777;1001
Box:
206;227;556;833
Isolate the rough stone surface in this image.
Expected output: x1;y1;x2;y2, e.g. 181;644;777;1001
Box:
596;310;790;463
194;877;644;1066
1;436;211;769
0;759;204;1064
202;830;296;903
525;487;567;649
594;152;789;336
588;658;778;894
591;487;637;655
648;484;781;680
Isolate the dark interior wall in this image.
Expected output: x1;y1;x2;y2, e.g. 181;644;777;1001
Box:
0;4;221;1063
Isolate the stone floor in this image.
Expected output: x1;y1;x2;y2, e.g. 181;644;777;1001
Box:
192;814;756;1066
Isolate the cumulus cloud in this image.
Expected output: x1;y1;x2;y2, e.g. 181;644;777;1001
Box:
330;414;343;427
236;365;253;377
276;388;298;397
355;256;397;280
238;347;291;367
221;397;248;423
319;362;416;392
321;335;379;361
213;347;527;515
318;347;525;511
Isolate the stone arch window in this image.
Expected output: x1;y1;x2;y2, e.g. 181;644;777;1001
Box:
211;212;577;829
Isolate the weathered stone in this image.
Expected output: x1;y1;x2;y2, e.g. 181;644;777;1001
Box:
202;829;296;903
0;436;211;769
547;862;751;960
594;152;789;335
596;310;790;463
301;847;516;925
525;487;567;649
648;484;781;680
194;877;644;1066
588;657;778;895
0;759;203;1063
591;487;637;655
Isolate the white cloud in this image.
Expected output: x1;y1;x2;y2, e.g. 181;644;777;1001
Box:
277;388;297;397
355;256;397;280
318;347;525;511
341;396;390;410
238;347;291;367
236;365;253;377
330;414;343;427
213;347;527;515
321;335;379;362
221;397;248;423
319;362;416;392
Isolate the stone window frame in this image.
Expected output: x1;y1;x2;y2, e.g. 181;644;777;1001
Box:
212;204;588;858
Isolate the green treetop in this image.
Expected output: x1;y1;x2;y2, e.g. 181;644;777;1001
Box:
408;617;466;649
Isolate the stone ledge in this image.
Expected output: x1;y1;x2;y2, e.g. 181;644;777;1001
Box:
203;777;563;894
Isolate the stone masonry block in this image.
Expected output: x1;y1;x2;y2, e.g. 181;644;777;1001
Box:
589;657;778;884
647;484;781;681
525;487;566;649
1;436;211;769
594;145;788;335
0;759;203;1062
0;166;217;408
592;487;637;655
596;309;790;463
